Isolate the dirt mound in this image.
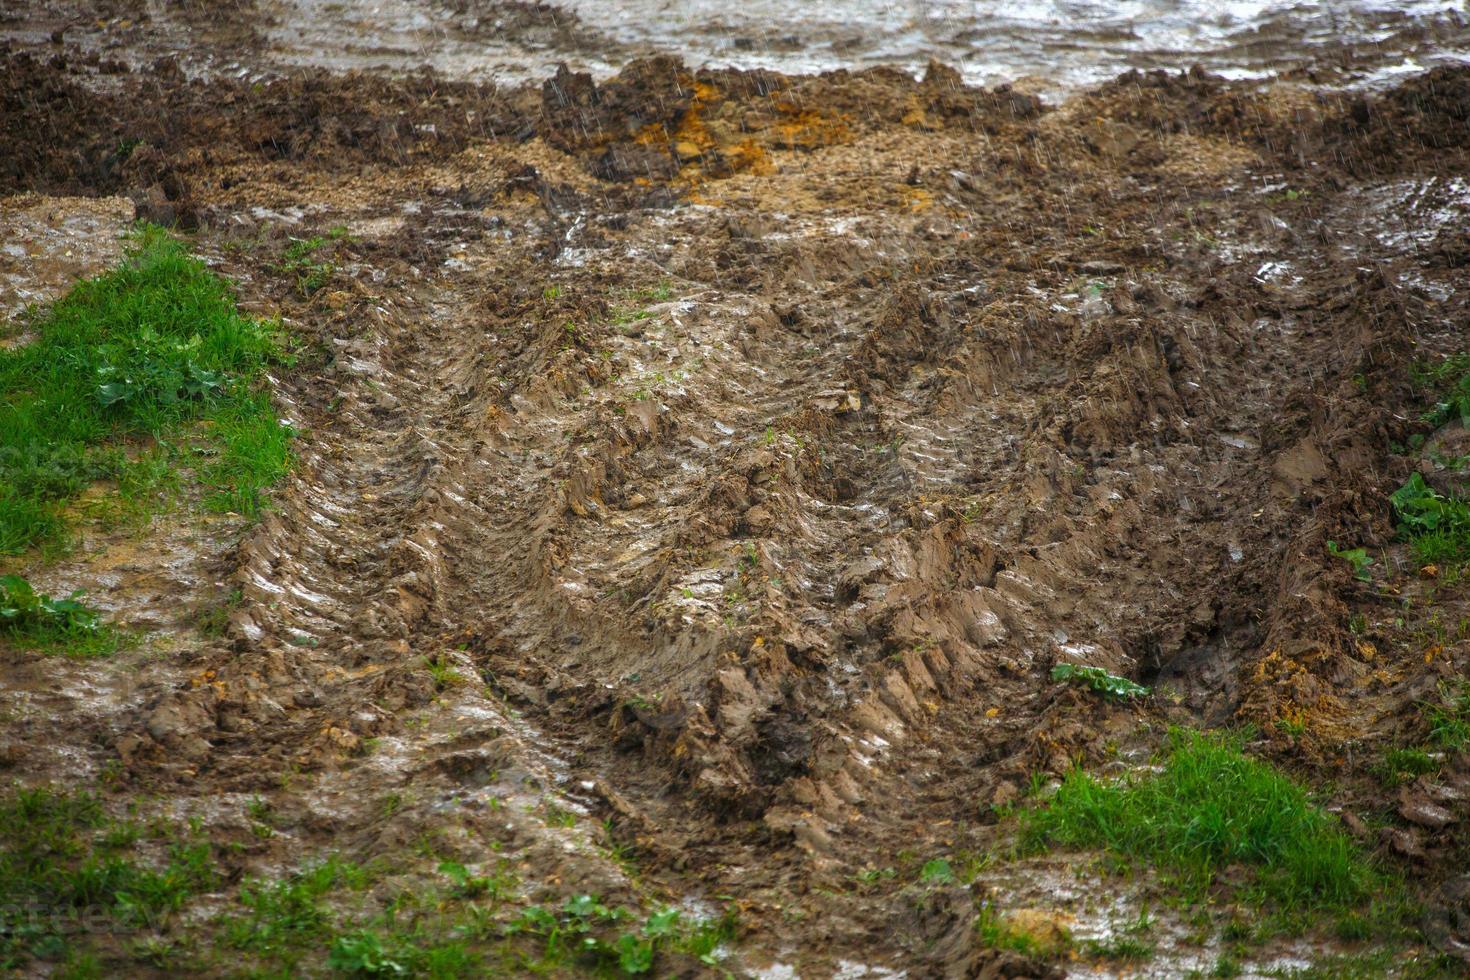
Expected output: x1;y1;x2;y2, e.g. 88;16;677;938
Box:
1331;64;1470;171
541;56;1041;188
1082;65;1264;135
0;48;138;194
1387;64;1470;145
200;70;522;163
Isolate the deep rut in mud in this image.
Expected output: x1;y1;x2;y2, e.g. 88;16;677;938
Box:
4;14;1470;978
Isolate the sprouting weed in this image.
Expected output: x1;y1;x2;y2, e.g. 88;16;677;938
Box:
1326;540;1373;581
1050;663;1149;699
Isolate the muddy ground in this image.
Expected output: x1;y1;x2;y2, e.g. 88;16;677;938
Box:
3;2;1470;977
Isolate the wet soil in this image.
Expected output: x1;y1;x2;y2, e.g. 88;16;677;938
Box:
3;5;1470;977
5;0;1468;90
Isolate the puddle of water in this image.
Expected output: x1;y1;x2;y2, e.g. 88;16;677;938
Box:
565;0;1470;91
263;0;622;83
27;0;1460;95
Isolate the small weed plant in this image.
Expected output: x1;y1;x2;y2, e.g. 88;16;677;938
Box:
1392;353;1470;567
1390;473;1470;567
437;860;518;905
1051;663;1149;700
503;895;734;974
1326;541;1373;581
918;858;955;884
277;230;348;296
0;574;123;656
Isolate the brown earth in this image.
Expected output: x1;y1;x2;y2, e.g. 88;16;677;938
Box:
3;12;1470;978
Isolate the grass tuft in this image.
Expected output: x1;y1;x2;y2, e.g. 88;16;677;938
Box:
1021;728;1388;924
501;897;736;974
974;903;1066;957
0;224;291;554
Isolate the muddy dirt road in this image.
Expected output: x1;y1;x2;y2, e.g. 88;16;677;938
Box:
3;1;1470;977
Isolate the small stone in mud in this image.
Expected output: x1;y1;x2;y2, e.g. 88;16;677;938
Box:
810;389;863;414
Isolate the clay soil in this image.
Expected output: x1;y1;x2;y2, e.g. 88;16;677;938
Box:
4;3;1470;977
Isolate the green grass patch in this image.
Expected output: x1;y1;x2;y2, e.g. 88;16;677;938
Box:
1021;728;1393;931
1392;353;1470;567
1377;747;1440;787
0;785;217;969
4;786;742;978
499;896;736;975
225;855;370;964
1265;947;1463;979
196;395;294;515
1425;680;1470;749
1376;681;1470;786
1086;934;1154;961
216;853;736;977
0;224;292;555
1411;353;1470;430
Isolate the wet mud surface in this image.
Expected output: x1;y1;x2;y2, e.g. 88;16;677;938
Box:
4;2;1470;976
0;193;135;325
4;0;1468;89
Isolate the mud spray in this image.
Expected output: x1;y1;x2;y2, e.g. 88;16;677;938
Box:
2;1;1470;977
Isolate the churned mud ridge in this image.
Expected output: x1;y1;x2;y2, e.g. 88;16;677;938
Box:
6;41;1470;973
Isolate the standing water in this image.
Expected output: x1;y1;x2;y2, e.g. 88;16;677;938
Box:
205;0;1470;90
